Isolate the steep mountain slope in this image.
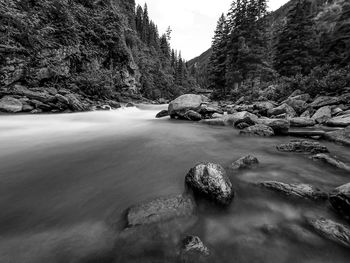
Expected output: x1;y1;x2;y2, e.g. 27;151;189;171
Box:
187;48;212;89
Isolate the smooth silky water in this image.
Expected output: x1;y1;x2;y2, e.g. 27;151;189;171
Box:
0;105;349;263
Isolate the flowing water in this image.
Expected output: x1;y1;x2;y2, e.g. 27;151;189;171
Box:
0;105;349;263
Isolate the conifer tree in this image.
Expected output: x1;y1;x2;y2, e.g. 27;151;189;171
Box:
274;0;319;77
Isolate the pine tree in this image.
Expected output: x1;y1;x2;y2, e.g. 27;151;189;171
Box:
274;0;319;77
141;4;150;43
208;14;229;96
135;5;143;35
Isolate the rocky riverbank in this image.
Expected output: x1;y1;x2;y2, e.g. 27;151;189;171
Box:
0;84;165;114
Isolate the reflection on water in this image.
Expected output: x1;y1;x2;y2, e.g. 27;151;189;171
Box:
0;105;349;262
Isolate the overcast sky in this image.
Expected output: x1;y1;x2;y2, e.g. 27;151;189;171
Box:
135;0;290;60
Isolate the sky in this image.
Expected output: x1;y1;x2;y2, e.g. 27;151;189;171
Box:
134;0;290;60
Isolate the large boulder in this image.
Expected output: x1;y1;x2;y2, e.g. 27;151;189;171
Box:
240;124;275;137
231;155;259;169
185;162;234;206
126;194;196;227
259;181;327;200
324;126;350;146
268;103;296;118
0;96;23;112
289;117;316;127
277;140;329;154
257;118;290;135
308;218;350;248
312;106;332;124
168;94;206;117
310;96;342;109
326;114;350;127
329;183;350;219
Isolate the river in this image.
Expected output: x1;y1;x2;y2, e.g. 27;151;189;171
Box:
0;105;349;262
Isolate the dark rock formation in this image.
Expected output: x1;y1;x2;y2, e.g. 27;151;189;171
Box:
156;110;169;118
231;155;259;169
185;162;234;206
308;218;350;248
240;124;275;137
125;194;196;227
259;181;327;200
329;183;350;219
277;140;329;154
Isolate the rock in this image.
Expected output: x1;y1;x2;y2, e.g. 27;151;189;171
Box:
22;103;34;112
9;84;56;103
312;106;332;124
156;110;169;118
199;103;223;115
289;93;310;102
0;96;23;112
200;118;227;126
311;154;350;172
108;100;122;109
234;116;256;129
30;99;52;111
259;181;327;200
211;113;223;119
185;162;234;206
236;122;250;130
289;117;316;127
55;94;70;105
329;183;350;219
181;236;210;256
274;113;287;119
324;127;350;146
30;109;43;114
126;194;196;227
231;155;259;169
168;94;206;117
96;105;111;111
200;111;258;127
289;89;302;98
253;101;276;115
268;103;296;118
240;124;275;137
300;109;313;118
308;218;350;248
284;98;308;114
126;102;135;107
65;93;89;111
257;118;290;135
326;114;350;127
184;110;202;121
332;107;343;116
277;140;329;154
310;96;342;109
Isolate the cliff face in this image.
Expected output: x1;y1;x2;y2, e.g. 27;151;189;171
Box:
0;0;141;101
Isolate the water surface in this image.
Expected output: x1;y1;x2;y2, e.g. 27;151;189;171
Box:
0;105;349;262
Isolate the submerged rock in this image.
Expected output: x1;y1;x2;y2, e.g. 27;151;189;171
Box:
156;109;169;118
126;194;196;227
259;181;327;200
324;127;350;147
240;124;275;137
0;96;23;113
231;155;259;169
276;140;329;154
329;183;350;219
185;162;234;206
308;218;350;248
311;154;350;172
181;235;210;256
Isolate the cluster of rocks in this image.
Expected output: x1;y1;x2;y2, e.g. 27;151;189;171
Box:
157;93;350;146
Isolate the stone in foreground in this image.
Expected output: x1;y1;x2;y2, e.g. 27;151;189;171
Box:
185;162;234;206
329;183;350;219
181;235;210;256
240;124;275;137
126;194;195;227
0;96;23;113
311;154;350;172
259;181;327;200
231;155;259;169
308;218;350;248
277;140;329;154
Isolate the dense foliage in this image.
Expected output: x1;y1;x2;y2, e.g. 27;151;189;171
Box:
193;0;350;101
0;0;195;100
